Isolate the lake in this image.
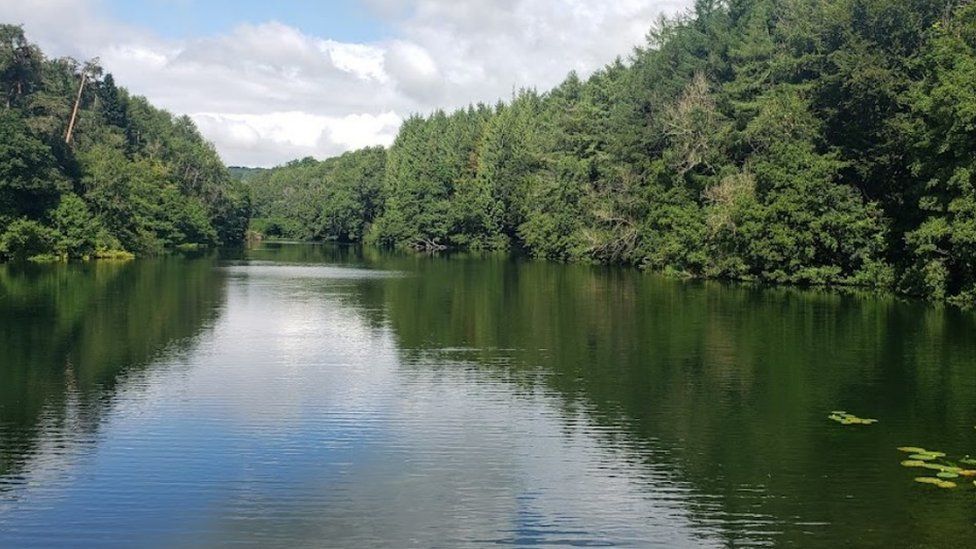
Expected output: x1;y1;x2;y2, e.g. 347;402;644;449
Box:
1;242;975;547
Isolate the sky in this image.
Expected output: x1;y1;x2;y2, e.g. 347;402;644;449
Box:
0;0;692;167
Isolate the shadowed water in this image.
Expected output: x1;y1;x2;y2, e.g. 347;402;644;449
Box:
1;243;975;547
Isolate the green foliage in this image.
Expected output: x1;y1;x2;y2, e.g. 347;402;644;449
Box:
49;193;99;259
0;109;67;220
248;148;385;242
0;25;42;110
371;106;497;250
210;178;251;246
0;218;55;261
228;0;976;305
517;155;590;261
228;166;267;182
738;139;888;285
475;92;544;241
0;26;248;262
96;73;127;128
899;3;976;304
319;147;386;242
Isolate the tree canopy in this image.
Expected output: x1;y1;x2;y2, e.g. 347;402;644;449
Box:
9;1;976;306
252;0;976;306
0;25;249;261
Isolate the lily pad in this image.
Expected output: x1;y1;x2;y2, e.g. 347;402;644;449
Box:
914;477;956;489
895;446;972;490
828;411;878;425
919;463;962;473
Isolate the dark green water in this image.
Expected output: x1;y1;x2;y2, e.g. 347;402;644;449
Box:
1;243;975;547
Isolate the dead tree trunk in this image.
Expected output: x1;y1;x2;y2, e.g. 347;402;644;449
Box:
65;68;88;145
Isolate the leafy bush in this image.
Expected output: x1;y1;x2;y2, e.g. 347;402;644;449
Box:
0;218;56;261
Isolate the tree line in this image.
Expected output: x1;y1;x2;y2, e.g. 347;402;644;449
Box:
0;25;250;262
250;0;976;305
4;0;975;306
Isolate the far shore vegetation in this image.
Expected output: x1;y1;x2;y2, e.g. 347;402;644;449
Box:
5;0;976;307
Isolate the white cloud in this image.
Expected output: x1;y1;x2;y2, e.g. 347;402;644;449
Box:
192;111;402;167
385;0;692;109
0;0;691;167
384;39;442;104
324;40;388;82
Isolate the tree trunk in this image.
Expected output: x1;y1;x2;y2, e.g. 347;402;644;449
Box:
65;69;87;145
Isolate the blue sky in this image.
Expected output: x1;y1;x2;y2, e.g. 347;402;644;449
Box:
102;0;396;42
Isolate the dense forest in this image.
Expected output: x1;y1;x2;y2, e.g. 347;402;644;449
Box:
0;25;249;262
249;0;976;306
247;148;386;242
4;0;976;305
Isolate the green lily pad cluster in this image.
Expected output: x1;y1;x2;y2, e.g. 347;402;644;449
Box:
828;411;878;425
898;447;976;489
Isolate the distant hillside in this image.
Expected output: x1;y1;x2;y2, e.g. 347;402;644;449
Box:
228;166;268;182
247;150;385;242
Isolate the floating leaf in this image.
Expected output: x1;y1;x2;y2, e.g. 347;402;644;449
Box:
919;463;962;473
828;412;878;426
895;446;972;490
914;477;955;489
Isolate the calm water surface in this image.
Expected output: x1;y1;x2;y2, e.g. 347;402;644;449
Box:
1;243;975;547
